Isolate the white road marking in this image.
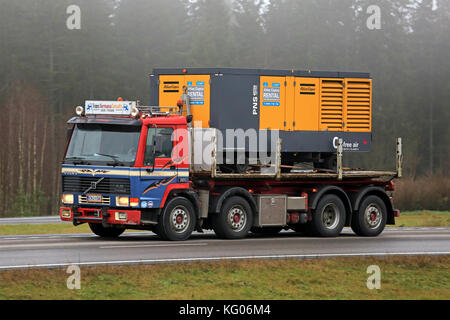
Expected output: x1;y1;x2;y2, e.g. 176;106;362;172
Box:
99;243;208;249
0;240;208;250
0;251;449;270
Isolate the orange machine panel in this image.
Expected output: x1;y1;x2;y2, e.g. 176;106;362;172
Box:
184;75;210;128
344;78;372;132
319;78;345;131
159;75;210;128
259;76;286;130
159;75;183;108
292;77;320;131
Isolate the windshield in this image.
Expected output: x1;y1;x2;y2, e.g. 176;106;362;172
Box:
65;124;141;166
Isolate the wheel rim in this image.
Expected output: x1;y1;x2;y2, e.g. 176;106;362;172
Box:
227;205;246;232
321;203;340;230
170;205;190;233
364;203;382;229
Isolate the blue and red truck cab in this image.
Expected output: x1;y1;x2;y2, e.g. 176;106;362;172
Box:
60;99;400;241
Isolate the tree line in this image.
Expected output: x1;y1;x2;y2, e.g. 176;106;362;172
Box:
0;0;448;216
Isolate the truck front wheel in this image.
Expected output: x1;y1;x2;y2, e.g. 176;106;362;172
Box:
310;194;346;237
89;223;125;238
351;195;387;237
155;197;196;241
212;196;253;239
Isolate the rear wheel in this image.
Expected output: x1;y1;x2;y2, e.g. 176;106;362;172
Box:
155;197;196;241
89;223;125;238
351;195;387;237
212;196;253;239
310;194;346;237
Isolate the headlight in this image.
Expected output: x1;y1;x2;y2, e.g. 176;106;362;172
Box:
116;196;129;206
62;194;74;204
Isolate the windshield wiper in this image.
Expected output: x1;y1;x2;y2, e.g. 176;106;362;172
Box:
94;153;119;160
93;153;126;167
65;157;90;165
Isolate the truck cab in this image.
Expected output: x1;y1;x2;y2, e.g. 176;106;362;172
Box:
60;101;195;240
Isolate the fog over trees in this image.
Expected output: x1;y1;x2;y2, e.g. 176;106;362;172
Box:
0;0;448;216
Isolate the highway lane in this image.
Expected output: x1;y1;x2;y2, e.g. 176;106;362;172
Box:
0;227;449;270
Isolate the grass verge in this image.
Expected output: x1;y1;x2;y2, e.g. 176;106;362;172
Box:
0;223;149;235
393;210;450;227
0;223;91;235
0;255;448;299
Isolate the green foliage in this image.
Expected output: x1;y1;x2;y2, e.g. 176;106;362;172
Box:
9;189;48;217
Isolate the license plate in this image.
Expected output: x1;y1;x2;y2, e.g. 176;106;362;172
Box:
86;194;102;203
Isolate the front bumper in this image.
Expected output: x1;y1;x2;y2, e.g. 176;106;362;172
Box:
60;206;142;225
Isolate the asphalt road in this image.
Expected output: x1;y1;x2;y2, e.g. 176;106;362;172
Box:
0;227;449;270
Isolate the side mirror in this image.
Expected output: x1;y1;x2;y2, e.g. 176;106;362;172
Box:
186;115;193;123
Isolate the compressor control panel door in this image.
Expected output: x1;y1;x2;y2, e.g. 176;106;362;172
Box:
159;75;210;128
259;76;286;130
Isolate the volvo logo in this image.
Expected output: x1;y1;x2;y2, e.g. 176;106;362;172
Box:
83;177;105;194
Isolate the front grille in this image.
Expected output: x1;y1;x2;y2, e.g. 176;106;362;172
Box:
63;176;130;195
78;195;111;205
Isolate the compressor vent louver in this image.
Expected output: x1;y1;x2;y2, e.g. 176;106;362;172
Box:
320;79;344;131
345;80;372;131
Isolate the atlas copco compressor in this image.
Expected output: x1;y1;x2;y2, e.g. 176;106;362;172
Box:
150;68;372;171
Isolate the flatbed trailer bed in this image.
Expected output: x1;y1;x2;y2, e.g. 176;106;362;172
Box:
194;170;398;181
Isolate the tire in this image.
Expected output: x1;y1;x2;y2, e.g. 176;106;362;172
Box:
310;194;346;237
212;196;253;239
251;226;282;235
351;195;387;237
89;223;125;238
155;197;196;241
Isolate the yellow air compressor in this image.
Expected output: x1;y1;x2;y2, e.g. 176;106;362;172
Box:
150;68;372;171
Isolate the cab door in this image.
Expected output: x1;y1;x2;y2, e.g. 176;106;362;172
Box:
139;126;177;209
